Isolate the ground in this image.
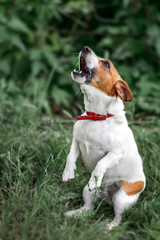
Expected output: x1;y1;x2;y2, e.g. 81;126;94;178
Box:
0;102;160;240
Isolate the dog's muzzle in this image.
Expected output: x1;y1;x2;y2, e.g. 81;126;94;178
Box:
71;46;94;84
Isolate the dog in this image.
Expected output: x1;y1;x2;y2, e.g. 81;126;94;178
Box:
62;46;145;230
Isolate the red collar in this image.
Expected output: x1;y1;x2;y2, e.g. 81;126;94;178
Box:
77;111;113;121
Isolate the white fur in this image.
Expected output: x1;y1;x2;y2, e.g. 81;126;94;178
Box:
71;72;86;84
79;50;99;69
62;52;145;230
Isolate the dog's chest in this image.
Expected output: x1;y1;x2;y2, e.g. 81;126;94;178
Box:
74;120;113;171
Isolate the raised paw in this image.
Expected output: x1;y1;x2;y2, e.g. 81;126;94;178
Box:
62;167;75;182
88;174;103;191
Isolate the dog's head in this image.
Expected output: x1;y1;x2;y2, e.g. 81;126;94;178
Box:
71;46;133;102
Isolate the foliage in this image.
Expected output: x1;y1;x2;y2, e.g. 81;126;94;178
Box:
0;0;160;114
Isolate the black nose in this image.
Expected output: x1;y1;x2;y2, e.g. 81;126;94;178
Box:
82;46;91;54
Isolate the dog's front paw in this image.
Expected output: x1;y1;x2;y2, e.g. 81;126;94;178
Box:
88;173;103;191
62;166;75;182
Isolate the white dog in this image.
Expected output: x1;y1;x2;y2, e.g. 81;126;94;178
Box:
62;46;145;230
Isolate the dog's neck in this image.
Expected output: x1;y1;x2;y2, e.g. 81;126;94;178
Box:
81;84;124;115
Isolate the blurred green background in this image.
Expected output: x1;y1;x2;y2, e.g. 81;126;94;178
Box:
0;0;160;116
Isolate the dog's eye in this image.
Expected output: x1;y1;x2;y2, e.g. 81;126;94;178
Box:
103;61;110;69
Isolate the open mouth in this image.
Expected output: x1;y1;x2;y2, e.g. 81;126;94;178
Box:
73;56;90;77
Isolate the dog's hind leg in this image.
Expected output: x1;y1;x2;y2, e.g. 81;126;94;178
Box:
64;185;98;217
106;189;140;230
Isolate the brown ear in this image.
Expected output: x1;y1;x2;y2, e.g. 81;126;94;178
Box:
114;80;133;102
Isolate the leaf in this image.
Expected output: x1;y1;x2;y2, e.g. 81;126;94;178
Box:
112;43;133;60
146;25;160;40
52;86;72;107
31;61;44;77
10;34;26;52
0;13;7;24
12;57;29;78
136;60;151;72
149;230;160;240
7;80;21;94
151;221;160;230
123;0;130;8
8;16;30;33
0;26;9;43
0;60;10;74
132;69;140;79
30;49;42;61
42;47;57;67
98;38;112;48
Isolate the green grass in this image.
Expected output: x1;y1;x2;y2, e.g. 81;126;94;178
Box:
0;101;160;240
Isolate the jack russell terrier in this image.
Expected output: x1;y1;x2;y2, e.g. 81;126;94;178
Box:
62;46;145;230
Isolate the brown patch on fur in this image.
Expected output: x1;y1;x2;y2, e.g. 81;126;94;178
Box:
89;58;133;102
119;180;144;195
